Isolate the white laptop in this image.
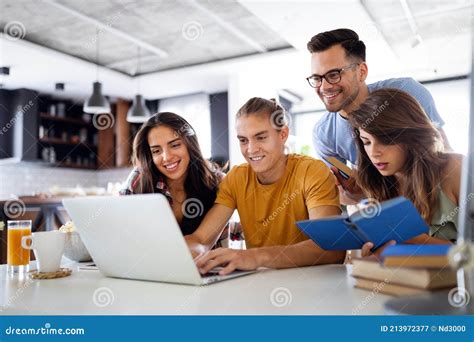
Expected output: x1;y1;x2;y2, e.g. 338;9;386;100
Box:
62;194;254;285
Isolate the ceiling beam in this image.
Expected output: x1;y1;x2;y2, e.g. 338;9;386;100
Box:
106;54;160;70
399;0;419;35
381;3;473;24
186;0;267;53
359;0;399;58
43;0;169;59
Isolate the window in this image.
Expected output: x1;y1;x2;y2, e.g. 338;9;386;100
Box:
158;93;211;158
293;110;326;157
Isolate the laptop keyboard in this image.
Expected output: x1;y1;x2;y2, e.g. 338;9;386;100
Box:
202;267;248;278
202;268;222;278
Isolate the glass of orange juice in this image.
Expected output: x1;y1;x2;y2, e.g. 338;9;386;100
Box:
7;220;32;273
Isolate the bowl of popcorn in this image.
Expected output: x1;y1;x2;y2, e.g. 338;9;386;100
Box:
59;221;92;262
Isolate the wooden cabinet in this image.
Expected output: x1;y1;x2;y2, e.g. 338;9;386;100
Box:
0;89;163;170
0;88;39;161
37;97;99;169
0;89;134;170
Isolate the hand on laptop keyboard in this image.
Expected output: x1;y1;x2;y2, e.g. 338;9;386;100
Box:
194;248;258;276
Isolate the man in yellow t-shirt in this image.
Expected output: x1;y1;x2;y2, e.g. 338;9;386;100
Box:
216;154;339;249
186;97;345;275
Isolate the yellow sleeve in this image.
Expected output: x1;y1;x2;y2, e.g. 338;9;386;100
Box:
215;166;238;210
303;160;340;210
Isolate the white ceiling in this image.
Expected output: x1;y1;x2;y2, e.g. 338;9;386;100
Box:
0;0;472;101
0;0;291;75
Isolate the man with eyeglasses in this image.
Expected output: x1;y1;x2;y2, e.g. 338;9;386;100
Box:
306;28;449;204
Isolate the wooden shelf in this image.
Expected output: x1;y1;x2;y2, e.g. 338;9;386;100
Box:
39;137;97;150
39;113;93;127
31;160;97;170
56;162;97;170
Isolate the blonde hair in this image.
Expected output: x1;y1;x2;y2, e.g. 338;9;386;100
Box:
236;97;289;130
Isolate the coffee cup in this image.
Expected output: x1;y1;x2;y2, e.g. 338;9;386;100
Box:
21;231;66;273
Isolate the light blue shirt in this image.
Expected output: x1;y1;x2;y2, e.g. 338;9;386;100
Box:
312;77;445;165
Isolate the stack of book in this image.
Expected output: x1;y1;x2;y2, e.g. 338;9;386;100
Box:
351;244;457;296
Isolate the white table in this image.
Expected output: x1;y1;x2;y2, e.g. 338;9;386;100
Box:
0;260;390;315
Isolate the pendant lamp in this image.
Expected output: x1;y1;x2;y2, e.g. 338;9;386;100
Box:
127;47;151;123
84;28;110;114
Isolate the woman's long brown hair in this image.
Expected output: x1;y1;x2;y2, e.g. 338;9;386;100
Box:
348;88;448;223
132;112;220;197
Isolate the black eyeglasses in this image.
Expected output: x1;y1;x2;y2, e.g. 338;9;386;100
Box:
306;63;359;88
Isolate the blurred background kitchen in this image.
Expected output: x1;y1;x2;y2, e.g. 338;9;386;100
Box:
0;0;472;262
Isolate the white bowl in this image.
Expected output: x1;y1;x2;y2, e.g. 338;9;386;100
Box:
63;231;92;262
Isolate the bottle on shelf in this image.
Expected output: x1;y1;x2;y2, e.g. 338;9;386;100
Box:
49;147;56;164
48;104;56;116
79;128;88;143
41;147;49;162
57;103;65;118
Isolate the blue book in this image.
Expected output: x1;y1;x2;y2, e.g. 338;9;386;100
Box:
296;196;429;251
381;244;452;268
381;244;451;258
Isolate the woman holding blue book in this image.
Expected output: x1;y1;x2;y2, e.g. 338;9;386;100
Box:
348;89;461;256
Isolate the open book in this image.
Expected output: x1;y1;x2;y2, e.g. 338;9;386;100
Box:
296;196;429;250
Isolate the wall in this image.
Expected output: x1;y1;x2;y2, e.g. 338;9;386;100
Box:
0;162;132;199
291;77;471;158
423;78;470;154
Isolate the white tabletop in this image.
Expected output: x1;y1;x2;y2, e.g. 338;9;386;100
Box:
0;260;390;315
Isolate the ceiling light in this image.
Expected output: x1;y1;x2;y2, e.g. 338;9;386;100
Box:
0;67;10;76
127;94;151;123
55;82;65;91
127;47;151;123
411;34;422;48
84;28;110;114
